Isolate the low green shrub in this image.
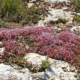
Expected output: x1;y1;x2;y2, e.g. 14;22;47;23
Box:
74;15;80;22
77;72;80;80
51;78;55;80
0;0;48;25
72;0;80;11
41;57;52;70
0;21;8;28
1;0;23;14
0;0;26;23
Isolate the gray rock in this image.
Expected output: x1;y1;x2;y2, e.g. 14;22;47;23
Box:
71;26;78;32
77;13;80;16
24;53;78;80
38;9;74;26
22;68;30;80
0;63;31;80
31;72;45;80
0;53;78;80
24;53;48;71
71;12;76;15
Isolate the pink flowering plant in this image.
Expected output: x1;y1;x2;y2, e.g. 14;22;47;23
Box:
0;26;79;67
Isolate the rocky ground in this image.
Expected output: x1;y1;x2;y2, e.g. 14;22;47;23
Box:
0;53;78;80
0;0;80;80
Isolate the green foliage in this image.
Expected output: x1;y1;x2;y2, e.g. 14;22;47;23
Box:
73;0;80;11
34;8;37;12
0;0;26;23
57;52;60;55
1;0;19;13
77;72;80;80
51;78;55;80
41;56;52;69
0;0;48;25
0;0;25;18
0;21;8;28
74;15;80;22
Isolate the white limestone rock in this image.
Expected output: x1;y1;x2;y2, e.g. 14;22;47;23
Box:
38;9;74;26
70;26;80;34
27;3;34;8
24;53;78;80
24;53;48;71
46;60;77;80
47;9;73;22
71;26;78;32
66;21;73;26
0;52;78;80
71;12;76;15
0;63;30;80
77;13;80;16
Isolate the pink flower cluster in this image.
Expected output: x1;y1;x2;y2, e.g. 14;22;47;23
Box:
0;26;80;63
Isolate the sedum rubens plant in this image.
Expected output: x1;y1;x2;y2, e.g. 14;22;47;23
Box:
0;26;79;65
